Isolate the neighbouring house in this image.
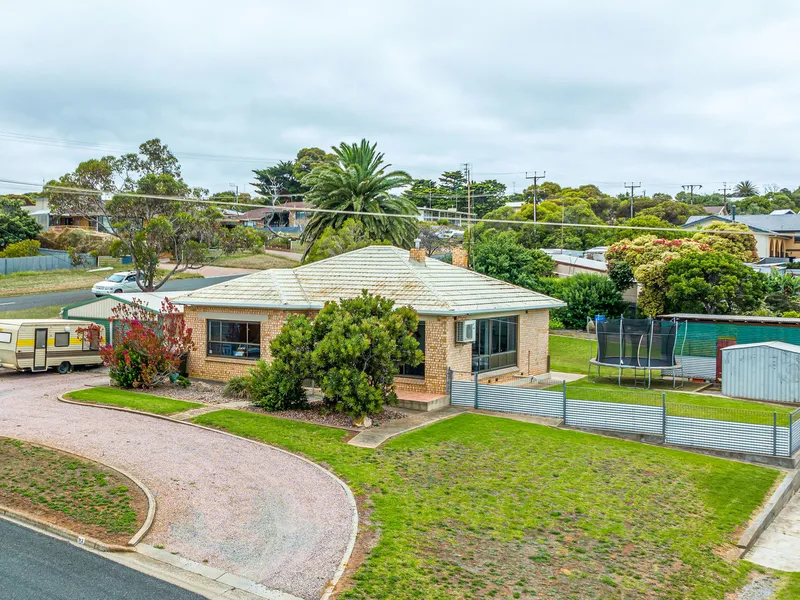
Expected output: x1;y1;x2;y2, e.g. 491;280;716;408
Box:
550;253;638;303
20;197;111;233
237;202;309;232
702;205;727;216
175;245;564;395
61;291;188;345
682;214;794;259
417;207;471;226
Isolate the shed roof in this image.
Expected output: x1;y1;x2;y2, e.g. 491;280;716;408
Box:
721;341;800;354
176;245;564;315
62;291;188;315
660;313;800;326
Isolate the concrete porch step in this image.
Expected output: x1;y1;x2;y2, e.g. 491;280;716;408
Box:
396;392;450;412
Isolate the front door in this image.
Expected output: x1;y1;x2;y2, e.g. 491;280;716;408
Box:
33;328;47;371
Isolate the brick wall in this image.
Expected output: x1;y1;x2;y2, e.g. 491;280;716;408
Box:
184;305;551;396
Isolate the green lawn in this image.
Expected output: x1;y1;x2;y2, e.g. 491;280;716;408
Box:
65;387;202;415
0;268;200;298
777;572;800;599
209;252;297;270
0;304;62;319
0;437;143;544
193;408;779;599
549;334;593;373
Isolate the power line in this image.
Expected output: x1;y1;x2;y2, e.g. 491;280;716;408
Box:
5;179;754;237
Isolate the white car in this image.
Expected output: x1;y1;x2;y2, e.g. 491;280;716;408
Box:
92;271;141;296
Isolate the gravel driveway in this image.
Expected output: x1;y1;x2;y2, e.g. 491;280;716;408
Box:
0;370;356;600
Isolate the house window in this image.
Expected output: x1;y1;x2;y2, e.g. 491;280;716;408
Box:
0;332;10;344
207;320;261;360
54;332;70;347
399;322;426;378
472;316;518;372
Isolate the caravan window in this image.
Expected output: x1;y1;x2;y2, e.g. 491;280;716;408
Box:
0;332;10;344
54;332;70;347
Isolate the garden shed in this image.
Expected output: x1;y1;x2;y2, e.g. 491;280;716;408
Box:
721;341;800;403
61;291;188;345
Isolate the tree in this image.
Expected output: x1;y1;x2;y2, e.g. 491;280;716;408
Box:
293;147;337;183
217;226;264;256
259;292;423;418
766;269;800;296
612;215;677;242
0;239;40;258
665;252;767;315
606;236;713;316
303;218;390;263
300;139;417;258
638;200;707;225
0;196;41;250
311;292;423;418
100;298;195;388
735;180;759;197
470;179;507;218
251;160;303;198
417;223;449;256
472;230;554;288
48;139;221;291
556;274;627;329
734;196;773;215
691;221;758;262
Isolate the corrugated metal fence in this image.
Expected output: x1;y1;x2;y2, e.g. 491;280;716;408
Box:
0;250;96;275
447;369;800;458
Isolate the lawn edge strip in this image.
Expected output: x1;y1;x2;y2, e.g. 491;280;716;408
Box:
64;388;202;416
0;436;155;549
58;392;358;600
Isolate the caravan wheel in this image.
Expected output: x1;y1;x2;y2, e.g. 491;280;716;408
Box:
57;361;72;374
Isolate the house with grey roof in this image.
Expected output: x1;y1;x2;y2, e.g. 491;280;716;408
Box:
176;245;564;398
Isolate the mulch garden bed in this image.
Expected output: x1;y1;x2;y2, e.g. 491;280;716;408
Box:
0;437;148;545
246;402;409;430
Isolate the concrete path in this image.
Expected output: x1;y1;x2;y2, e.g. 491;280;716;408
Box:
548;371;587;383
0;370;356;600
348;406;465;448
263;249;303;262
747;490;800;571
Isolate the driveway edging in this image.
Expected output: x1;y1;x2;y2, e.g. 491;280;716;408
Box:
0;437;156;550
58;392;359;600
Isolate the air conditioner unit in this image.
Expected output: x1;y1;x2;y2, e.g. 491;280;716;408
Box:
456;320;477;343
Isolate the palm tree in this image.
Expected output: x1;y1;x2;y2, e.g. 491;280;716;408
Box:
735;180;759;197
300;140;417;259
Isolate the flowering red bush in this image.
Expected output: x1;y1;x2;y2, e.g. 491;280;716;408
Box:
100;298;194;388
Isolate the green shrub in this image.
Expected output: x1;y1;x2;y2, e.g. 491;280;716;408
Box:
223;376;252;399
248;359;307;410
559;274;626;330
0;239;40;258
549;318;565;330
783;311;800;318
175;375;191;388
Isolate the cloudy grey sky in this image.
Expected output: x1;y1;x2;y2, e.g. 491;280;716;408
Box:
2;0;800;198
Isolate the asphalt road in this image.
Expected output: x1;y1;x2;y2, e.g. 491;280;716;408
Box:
0;519;201;600
0;275;243;312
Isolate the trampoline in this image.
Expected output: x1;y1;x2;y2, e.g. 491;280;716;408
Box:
588;318;686;388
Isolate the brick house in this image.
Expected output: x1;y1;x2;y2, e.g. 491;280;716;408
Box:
176;245;564;395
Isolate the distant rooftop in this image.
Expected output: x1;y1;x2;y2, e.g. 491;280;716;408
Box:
660;313;800;326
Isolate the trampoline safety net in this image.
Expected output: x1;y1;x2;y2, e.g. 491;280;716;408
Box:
596;318;679;368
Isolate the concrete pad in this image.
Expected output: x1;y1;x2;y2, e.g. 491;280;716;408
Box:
548;371;587;383
747;487;800;571
138;544;227;579
348;406;466;448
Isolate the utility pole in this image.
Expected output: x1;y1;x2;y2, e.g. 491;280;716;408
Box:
525;171;546;222
463;162;472;268
719;182;731;212
229;183;239;204
681;184;702;205
624;182;641;219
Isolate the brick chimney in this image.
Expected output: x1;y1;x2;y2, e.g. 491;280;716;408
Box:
452;247;469;269
409;248;427;263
